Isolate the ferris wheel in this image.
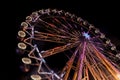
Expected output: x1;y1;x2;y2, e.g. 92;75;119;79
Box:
17;8;120;80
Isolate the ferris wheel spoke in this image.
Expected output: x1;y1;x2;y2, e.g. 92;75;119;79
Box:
34;31;77;43
53;17;79;37
41;42;79;58
79;65;89;80
88;45;116;79
60;17;83;38
85;57;98;80
86;48;108;79
54;17;71;31
84;65;89;80
61;17;77;30
60;44;80;80
90;43;120;80
71;41;87;80
38;18;76;37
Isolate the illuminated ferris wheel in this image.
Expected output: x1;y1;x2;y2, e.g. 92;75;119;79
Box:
17;8;120;80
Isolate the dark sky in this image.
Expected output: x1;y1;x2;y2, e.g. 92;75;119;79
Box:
15;0;120;80
15;0;120;38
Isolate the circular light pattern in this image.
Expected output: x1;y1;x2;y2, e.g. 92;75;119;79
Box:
18;30;26;37
111;46;116;50
89;24;94;29
77;17;82;22
26;16;32;22
106;39;111;44
31;12;39;17
100;33;105;38
18;42;27;50
83;21;88;26
95;28;100;33
116;53;120;59
22;57;31;64
21;22;28;29
31;74;42;80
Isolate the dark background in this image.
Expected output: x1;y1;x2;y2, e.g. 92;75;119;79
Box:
14;0;120;80
15;0;120;40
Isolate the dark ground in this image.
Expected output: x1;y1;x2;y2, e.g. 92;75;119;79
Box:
13;0;120;80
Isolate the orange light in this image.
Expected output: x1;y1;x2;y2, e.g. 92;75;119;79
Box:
116;73;120;80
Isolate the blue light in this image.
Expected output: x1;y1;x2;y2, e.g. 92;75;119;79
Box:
83;32;90;39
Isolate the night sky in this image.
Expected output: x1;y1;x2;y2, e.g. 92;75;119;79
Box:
15;0;120;80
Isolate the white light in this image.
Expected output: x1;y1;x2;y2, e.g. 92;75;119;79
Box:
116;73;120;80
111;46;116;50
26;16;32;22
106;39;111;44
89;24;94;29
100;33;105;38
116;54;120;59
41;59;46;63
21;22;28;29
31;74;41;80
83;32;90;39
22;57;31;64
18;42;27;50
40;51;46;53
18;31;26;37
95;28;100;33
32;12;38;17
